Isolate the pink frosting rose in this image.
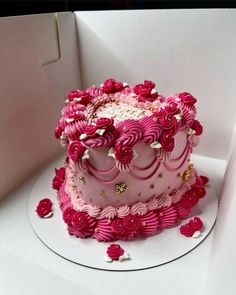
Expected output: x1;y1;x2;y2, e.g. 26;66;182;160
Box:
106;244;124;260
178;92;197;107
68;141;86;161
133;80;158;102
114;145;133;164
123;214;139;232
159;130;175;152
52;167;66;191
191;120;203;135
54;124;63;139
67;90;91;105
191;186;206;199
63;207;76;225
36;198;53;218
69;211;96;238
200;175;209;186
102;78;124;94
189;217;203;231
180;191;199;208
179;223;195;237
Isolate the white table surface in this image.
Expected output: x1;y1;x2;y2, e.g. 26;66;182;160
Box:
0;154;226;295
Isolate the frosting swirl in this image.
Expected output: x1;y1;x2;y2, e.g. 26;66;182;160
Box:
139;115;162;143
116;119;144;146
68;141;86;161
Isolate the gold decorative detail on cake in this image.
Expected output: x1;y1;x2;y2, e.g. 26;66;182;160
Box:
79;176;85;183
115;182;128;194
177;172;181;177
182;164;193;182
99;191;105;198
158;173;163;179
150;184;155;189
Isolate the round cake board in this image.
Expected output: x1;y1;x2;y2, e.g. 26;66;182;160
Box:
28;159;218;271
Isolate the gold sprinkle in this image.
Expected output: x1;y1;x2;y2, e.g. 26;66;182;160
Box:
168;186;170;189
79;176;85;183
150;184;155;189
158;173;163;179
177;172;181;177
182;164;193;182
99;191;105;198
115;182;128;194
138;193;141;196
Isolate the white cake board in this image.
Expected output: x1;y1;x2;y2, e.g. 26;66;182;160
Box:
28;157;218;271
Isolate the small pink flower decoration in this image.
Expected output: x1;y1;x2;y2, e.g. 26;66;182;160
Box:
102;78;124;94
52;167;66;191
178;92;197;107
36;198;53;218
104;244;130;262
179;217;203;238
133;80;158;102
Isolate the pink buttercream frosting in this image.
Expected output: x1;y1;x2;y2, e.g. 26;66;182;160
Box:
53;78;206;242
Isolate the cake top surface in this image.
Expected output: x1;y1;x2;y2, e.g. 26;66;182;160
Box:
55;78;202;171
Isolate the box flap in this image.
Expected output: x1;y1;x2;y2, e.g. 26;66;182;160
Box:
0;12;81;198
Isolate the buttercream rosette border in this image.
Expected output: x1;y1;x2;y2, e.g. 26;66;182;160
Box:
54;78;203;171
53;166;208;242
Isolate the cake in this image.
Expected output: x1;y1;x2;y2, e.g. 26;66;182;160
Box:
52;78;206;242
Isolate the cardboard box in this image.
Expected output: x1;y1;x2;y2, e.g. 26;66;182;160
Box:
0;9;236;295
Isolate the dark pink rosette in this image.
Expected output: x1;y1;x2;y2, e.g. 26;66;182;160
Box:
116;119;144;146
62;207;76;225
107;244;124;260
68;141;86;161
178;92;197;107
123;214;139;233
114;144;134;165
67;90;91;105
54;124;63;139
66;111;86;122
111;218;126;239
52;167;66;191
69;211;96;238
180;191;199;208
191;120;203;136
156;205;177;228
95;117;114;130
139;115;162;144
159;130;175;152
137;211;159;236
36;198;53;218
102;78;124;94
133;80;158;102
179;223;195;237
191;186;206;199
93;219;115;242
158;109;179;133
67;90;79;101
200;175;209;186
189;217;203;231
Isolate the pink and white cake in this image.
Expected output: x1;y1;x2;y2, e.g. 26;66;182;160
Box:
52;78;207;242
